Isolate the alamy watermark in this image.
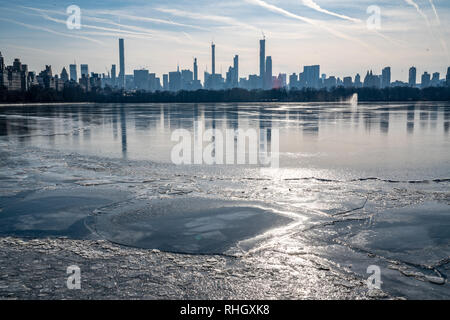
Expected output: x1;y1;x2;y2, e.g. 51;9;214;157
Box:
66;265;81;290
170;121;279;168
366;265;382;290
366;5;381;30
66;5;82;30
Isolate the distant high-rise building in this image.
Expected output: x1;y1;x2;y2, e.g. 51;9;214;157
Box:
134;69;149;90
421;71;431;88
0;51;4;73
446;67;450;86
303;65;320;89
60;67;69;82
38;65;55;90
2;58;29;91
343;76;353;88
119;38;125;88
233;55;239;87
409;67;417;87
272;73;286;89
194;58;198;82
148;73;157;91
80;64;89;77
381;67;391;88
155;77;162;91
163;74;169;90
211;43;216;75
181;69;193;90
226;66;233;88
259;38;266;88
69;64;77;82
0;52;4;87
169;71;182;92
354;73;362;88
265;56;272;90
111;65;116;86
277;73;287;88
431;72;440;87
323;76;337;89
289;73;298;89
225;55;239;89
363;70;381;88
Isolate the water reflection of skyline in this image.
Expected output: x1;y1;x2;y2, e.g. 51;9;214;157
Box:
0;103;448;161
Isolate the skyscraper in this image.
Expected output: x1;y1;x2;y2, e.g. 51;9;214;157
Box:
0;52;4;87
289;73;298;89
431;72;440;86
343;76;353;88
0;52;4;72
363;70;381;88
69;64;77;82
211;43;215;75
303;65;320;89
409;67;416;87
233;55;239;87
421;72;430;88
134;69;149;90
381;67;391;88
60;67;69;82
119;38;125;89
111;64;116;86
181;69;193;90
169;71;182;92
80;64;89;77
260;38;266;88
265;56;272;90
163;74;169;90
194;58;198;82
354;73;362;88
446;67;450;86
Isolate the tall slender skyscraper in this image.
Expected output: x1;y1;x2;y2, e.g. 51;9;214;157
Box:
211;43;216;75
0;52;4;72
111;64;116;86
233;55;239;87
69;64;77;82
194;58;198;82
163;74;169;90
409;67;416;87
0;52;4;87
119;38;125;89
265;56;272;90
446;67;450;86
260;38;266;88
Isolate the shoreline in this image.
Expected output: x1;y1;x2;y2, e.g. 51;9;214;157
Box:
1;100;450;107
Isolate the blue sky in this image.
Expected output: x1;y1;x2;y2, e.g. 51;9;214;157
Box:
1;0;449;82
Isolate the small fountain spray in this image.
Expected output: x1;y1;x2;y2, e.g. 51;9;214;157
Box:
349;93;358;108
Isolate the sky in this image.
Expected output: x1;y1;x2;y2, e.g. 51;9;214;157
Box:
1;0;449;82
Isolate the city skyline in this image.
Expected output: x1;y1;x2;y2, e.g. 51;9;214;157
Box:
2;36;450;94
1;0;450;82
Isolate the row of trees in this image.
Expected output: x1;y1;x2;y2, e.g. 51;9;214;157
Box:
1;85;450;103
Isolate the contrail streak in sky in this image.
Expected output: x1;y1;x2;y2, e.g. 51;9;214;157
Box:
428;0;441;25
404;0;430;27
301;0;361;23
245;0;369;48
